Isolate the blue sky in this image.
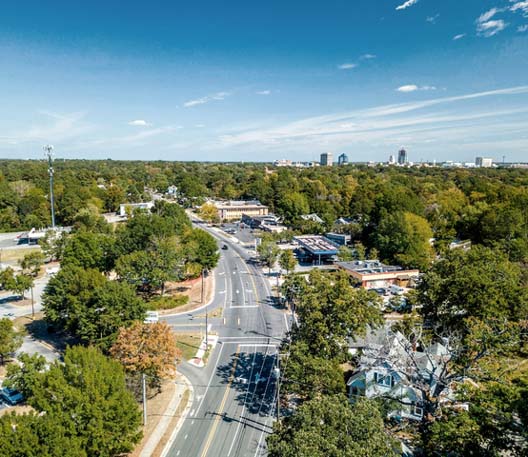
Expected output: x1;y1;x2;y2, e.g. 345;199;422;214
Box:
1;0;527;163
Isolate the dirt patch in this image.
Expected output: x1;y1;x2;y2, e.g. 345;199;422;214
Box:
128;379;176;457
175;333;203;361
158;274;214;315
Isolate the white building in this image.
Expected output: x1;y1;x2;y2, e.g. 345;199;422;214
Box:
475;157;493;168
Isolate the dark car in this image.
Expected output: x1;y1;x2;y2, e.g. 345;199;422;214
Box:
0;387;24;406
222;244;229;250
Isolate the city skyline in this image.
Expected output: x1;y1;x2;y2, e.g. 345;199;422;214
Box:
1;0;528;162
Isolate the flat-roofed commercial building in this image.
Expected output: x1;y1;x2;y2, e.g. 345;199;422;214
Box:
337;260;419;289
294;235;340;264
215;200;269;221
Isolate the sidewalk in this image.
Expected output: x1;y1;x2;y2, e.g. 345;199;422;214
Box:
140;373;194;457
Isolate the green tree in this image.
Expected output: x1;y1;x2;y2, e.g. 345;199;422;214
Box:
291;270;383;360
257;239;280;273
0;411;87;457
20;251;46;276
374;211;434;269
279;250;297;274
10;273;33;300
0;318;23;365
418;245;528;333
62;231;116;273
43;266;145;347
282;341;345;400
8;346;142;456
267;396;398;457
183;228;220;271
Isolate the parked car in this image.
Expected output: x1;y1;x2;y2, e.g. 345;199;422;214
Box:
390;285;405;295
0;387;24;406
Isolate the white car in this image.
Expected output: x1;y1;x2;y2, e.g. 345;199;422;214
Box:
144;311;159;324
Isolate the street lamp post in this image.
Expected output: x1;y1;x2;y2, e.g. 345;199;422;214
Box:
201;268;208;347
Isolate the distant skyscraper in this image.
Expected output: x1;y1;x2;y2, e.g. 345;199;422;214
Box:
337;153;349;166
320;152;333;166
388;154;396;165
475;157;493;168
397;147;408;165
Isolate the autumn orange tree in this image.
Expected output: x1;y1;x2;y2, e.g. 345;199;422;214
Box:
110;321;181;390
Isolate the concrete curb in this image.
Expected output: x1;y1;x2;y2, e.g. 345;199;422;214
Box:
159;374;194;457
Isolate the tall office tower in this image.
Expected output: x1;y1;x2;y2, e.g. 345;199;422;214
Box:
337;153;349;165
388;154;396;165
475;157;493;168
397;147;408;165
320;152;333;166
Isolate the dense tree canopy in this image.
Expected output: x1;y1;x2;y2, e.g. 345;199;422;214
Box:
4;346;142;456
267;396;398;457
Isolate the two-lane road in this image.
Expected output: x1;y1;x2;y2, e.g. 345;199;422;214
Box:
163;222;289;457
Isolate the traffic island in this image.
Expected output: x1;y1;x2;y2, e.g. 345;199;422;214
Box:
188;334;219;368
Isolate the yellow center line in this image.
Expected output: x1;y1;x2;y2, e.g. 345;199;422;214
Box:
200;346;240;457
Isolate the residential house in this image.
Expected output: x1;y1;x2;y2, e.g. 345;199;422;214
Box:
347;327;449;422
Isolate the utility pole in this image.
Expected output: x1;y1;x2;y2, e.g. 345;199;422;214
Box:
202;268;208;347
44;145;56;229
142;373;147;426
276;353;281;422
31;286;35;320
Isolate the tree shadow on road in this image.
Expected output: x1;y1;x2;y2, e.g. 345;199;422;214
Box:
216;349;277;421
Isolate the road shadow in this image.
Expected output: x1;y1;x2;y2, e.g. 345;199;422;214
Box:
216;350;277;422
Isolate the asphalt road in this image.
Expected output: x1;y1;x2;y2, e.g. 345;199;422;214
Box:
163;219;290;457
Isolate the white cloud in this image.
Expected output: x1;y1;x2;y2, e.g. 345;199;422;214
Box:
453;33;466;40
338;63;357;70
360;54;377;60
128;119;150;126
256;90;271;95
477;19;508;36
217;86;528;151
183;91;231;108
476;8;508;36
478;8;500;23
396;0;419;11
518;24;528;31
426;14;440;23
510;1;528;15
397;85;436;93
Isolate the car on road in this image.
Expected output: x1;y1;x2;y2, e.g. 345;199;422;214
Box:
222;244;229;250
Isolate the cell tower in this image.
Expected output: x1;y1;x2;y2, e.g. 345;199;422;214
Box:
44;145;56;228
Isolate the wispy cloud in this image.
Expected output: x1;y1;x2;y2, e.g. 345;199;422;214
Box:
360;54;377;60
510;1;528;15
477;19;508;36
218;86;528;152
476;8;508;36
397;84;437;93
453;33;466;40
338;63;357;70
426;14;440;24
256;90;272;95
183;91;231;108
519;24;528;31
396;0;419;11
128;119;150;126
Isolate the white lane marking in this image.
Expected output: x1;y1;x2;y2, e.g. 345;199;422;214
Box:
230;305;259;309
195;345;224;415
236;289;239;294
218;272;225;276
227;348;259;457
219;290;226;294
190;409;195;417
191;420;195;425
177;450;180;456
184;434;188;440
239;344;279;348
283;313;289;332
